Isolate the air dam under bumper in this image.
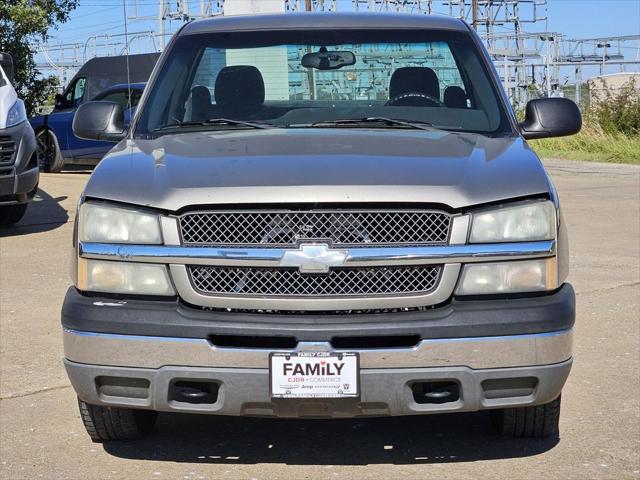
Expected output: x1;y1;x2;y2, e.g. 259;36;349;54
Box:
64;358;572;417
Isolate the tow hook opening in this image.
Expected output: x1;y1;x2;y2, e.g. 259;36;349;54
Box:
169;380;220;405
411;381;460;404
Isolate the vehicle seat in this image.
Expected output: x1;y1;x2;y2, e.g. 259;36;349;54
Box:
214;65;265;119
187;85;213;122
388;67;441;106
444;86;468;109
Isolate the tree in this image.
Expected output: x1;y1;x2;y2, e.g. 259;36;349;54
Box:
0;0;79;115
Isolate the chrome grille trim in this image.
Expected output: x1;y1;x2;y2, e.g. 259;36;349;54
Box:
188;265;441;297
178;209;451;246
78;240;556;267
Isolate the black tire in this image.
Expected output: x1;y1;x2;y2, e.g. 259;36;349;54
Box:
77;398;158;442
36;129;65;173
490;395;561;438
0;203;28;226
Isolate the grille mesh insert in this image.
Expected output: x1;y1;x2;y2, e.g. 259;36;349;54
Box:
179;210;451;246
189;265;441;297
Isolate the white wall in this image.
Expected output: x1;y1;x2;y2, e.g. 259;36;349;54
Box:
223;0;285;15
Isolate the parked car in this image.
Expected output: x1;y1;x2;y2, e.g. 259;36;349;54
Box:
63;13;581;441
0;53;38;226
30;52;158;172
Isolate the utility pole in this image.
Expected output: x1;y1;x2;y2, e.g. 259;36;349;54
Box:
471;0;478;30
597;42;611;75
305;0;315;100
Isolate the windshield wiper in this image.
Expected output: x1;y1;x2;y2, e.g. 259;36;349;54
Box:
292;117;434;131
155;118;274;132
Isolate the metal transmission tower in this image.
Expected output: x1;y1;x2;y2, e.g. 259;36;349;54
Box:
128;0;224;49
286;1;432;13
32;0;640;107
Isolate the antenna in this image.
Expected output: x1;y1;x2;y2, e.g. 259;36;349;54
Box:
122;0;132;114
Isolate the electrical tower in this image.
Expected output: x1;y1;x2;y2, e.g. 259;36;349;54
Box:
32;0;640;108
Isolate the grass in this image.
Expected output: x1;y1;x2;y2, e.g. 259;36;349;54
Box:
530;125;640;165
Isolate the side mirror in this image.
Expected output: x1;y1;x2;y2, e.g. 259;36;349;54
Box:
0;52;14;84
520;98;582;140
73;101;126;142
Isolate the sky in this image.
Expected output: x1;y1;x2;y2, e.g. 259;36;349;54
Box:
40;0;640;82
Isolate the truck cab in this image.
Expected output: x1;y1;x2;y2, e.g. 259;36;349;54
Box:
29;53;158;172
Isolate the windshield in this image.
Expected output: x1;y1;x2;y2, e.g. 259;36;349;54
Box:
135;29;510;136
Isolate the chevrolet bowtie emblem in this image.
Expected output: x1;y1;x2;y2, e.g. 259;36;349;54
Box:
279;243;348;274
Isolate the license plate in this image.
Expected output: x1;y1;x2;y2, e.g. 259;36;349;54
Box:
270;352;359;398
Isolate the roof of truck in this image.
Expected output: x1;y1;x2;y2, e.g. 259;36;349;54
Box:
181;12;469;36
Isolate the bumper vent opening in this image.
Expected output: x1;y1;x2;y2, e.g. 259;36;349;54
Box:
209;334;298;349
331;335;420;349
96;376;150;400
170;380;219;405
481;377;538;399
411;381;460;404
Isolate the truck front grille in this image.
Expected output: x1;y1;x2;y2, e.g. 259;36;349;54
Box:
179;210;451;247
188;265;442;297
0;137;16;166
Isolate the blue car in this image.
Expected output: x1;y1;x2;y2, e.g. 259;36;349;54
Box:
29;82;146;172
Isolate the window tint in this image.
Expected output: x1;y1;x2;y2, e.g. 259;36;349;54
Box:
95;88;143;109
65;77;86;107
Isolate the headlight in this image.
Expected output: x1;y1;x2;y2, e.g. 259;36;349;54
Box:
469;201;556;243
77;259;175;296
79;202;162;244
6;99;26;127
456;258;557;295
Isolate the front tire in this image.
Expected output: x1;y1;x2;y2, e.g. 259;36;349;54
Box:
0;203;28;226
36;129;65;173
490;395;561;438
78;398;158;441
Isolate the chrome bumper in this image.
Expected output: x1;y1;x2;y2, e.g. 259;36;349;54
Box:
63;328;573;370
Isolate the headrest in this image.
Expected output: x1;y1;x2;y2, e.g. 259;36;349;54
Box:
389;67;440;100
214;65;265;109
189;85;212;121
444;86;468;109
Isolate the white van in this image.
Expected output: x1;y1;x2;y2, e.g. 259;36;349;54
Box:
0;53;39;226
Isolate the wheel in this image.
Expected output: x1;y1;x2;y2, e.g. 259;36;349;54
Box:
36;129;65;173
77;398;158;441
0;203;28;226
490;395;561;438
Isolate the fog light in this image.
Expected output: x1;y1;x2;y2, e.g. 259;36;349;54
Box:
77;259;175;296
456;258;557;295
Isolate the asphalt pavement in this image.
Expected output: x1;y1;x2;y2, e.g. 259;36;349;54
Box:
1;159;638;480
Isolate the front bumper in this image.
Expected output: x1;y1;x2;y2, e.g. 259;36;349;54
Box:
0;121;38;204
62;284;574;417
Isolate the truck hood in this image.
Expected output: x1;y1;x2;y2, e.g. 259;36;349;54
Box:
83;128;551;211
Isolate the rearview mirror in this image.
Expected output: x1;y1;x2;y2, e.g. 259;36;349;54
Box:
520;98;581;140
73;101;126;142
302;49;356;70
0;52;14;84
